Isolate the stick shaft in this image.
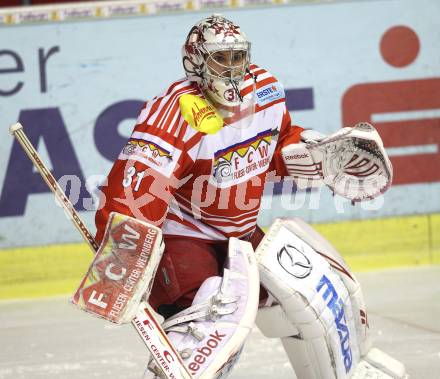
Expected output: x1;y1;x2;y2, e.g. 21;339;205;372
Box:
10;123;99;252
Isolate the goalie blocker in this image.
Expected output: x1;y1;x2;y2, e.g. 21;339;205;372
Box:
71;212;165;323
255;218;408;379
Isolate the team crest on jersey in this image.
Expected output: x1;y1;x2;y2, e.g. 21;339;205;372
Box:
121;138;180;177
213;129;273;185
123;139;171;160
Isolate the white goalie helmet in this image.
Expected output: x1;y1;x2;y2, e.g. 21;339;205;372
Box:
182;15;256;127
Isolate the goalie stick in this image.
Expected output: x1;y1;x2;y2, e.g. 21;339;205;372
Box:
9;122;194;379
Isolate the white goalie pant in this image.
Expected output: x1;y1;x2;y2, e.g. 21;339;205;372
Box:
144;237;260;379
255;218;408;379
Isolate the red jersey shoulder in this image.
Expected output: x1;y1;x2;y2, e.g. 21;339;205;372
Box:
241;64;285;111
246;64;279;89
133;78;202;145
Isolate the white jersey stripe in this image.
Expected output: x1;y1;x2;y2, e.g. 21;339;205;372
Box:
166;209;228;239
174;116;186;138
158;86;197;131
242;71;273;89
131;131;177;152
165;210;257;238
155;85;196;128
167;110;180;133
175;193;260;220
212;221;257;234
149;82;185;125
182;122;198;143
143;97;165;125
175;197;259;225
136;103;150;124
162;219;228;241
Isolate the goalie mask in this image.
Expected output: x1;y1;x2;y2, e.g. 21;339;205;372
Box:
182;15;256;128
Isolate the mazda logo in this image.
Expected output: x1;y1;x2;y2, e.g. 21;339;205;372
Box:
277;244;313;279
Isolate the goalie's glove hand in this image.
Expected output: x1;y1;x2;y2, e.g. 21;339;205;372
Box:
282;123;393;202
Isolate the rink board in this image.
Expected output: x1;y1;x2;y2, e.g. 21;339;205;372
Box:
1;213;439;300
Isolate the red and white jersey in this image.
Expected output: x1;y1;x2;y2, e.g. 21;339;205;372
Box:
95;64;303;243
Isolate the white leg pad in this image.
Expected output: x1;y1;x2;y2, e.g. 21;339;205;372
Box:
352;348;408;379
277;217;371;356
256;304;299;338
256;219;360;378
281;336;333;379
255;218;407;379
257;305;329;378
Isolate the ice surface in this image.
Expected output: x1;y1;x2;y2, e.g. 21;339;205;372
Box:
0;266;439;378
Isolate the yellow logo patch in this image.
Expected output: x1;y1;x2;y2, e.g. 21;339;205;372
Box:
179;94;223;134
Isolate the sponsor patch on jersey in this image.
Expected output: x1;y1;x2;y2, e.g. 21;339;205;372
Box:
180;94;224;134
120;138;180;178
255;82;284;106
212;129;273;185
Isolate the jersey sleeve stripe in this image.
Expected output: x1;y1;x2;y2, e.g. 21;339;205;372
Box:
175;119;189;141
147;84;187;126
185;132;204;151
136;102;149;124
165;78;188;96
154;84;196;128
255;97;285;112
251;68;268;77
241;75;278;98
242;71;273;89
166;88;197;135
165;106;181;133
182;122;200;143
144;97;165;126
161;86;191;129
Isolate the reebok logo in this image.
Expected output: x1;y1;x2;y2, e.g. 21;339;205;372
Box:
188;330;227;374
285;153;309;160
